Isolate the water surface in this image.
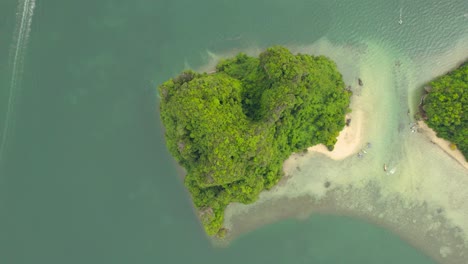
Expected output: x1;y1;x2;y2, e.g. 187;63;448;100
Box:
1;0;466;263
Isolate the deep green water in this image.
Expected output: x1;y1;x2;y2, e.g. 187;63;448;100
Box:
1;0;466;263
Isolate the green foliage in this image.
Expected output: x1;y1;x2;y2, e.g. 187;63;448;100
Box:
423;62;468;159
159;46;351;235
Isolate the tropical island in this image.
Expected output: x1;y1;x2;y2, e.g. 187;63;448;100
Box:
419;61;467;161
158;46;351;236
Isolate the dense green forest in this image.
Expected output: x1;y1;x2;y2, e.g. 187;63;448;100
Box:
421;61;468;159
159;46;351;236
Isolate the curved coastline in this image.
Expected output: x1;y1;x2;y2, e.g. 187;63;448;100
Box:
217;39;468;264
162;46;353;235
307;103;365;161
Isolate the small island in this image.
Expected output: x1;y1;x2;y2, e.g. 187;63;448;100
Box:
158;46;351;236
419;61;467;161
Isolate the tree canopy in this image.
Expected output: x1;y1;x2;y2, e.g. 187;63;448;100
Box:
422;61;468;159
159;46;351;236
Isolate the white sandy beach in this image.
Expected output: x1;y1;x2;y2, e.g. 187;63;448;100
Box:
220;38;468;264
308;108;365;161
417;122;467;170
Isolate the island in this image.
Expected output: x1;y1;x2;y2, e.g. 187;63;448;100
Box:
158;46;351;236
419;61;467;161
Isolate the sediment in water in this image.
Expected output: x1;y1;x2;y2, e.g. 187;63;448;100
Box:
215;38;468;264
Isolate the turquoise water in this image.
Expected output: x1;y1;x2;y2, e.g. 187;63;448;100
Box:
1;0;466;263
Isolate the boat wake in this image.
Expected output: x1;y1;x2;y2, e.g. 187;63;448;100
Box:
0;0;36;165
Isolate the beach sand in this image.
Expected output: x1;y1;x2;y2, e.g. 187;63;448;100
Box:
417;121;467;170
308;104;365;161
219;39;468;264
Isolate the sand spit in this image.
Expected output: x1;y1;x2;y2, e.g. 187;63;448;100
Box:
220;39;468;264
223;183;468;264
417;121;467;170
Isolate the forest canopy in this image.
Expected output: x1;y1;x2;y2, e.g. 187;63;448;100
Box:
422;61;468;159
158;46;351;236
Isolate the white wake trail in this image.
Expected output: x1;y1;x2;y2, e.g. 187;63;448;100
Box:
0;0;36;165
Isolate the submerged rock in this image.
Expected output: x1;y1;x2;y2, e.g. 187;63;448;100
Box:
358;78;363;86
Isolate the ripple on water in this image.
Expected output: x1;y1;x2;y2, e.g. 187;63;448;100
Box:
220;38;468;264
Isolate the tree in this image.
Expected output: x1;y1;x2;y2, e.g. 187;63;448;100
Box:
159;46;351;235
422;61;468;159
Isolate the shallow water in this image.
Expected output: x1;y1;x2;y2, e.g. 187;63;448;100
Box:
224;33;468;264
0;0;467;263
224;38;468;262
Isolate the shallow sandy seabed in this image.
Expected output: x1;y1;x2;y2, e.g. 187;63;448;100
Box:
417;121;467;170
198;38;468;264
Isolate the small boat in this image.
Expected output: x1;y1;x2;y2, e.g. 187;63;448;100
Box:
384;164;388;172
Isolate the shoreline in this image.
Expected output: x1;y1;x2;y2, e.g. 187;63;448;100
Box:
219;40;468;264
307;105;365;161
417;121;468;170
221;185;468;264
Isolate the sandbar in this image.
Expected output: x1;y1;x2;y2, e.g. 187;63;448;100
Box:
198;39;468;264
221;39;468;264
